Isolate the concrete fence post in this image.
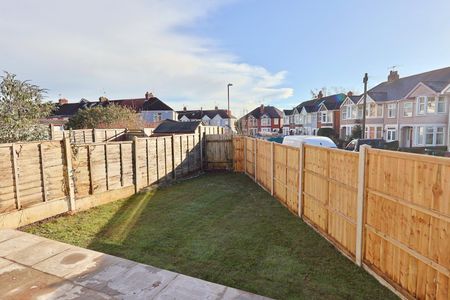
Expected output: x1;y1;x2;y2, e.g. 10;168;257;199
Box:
355;144;370;266
298;142;305;217
63;137;76;212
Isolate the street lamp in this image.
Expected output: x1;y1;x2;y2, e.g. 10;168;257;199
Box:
227;83;233;126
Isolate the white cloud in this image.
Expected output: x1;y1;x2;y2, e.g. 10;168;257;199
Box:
0;0;293;117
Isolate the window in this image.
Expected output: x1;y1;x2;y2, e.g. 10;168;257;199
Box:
415;126;445;146
437;96;446;113
153;112;162;122
386;127;397;142
387;103;396;118
261;116;270;126
417;97;426;115
403;102;413;117
365;126;383;139
261;128;271;133
320;111;332;123
274;118;279;125
427;97;436;113
294;114;300;124
342;105;352;120
366;103;383;117
436;127;445;145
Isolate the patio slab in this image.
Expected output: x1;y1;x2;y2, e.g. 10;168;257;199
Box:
0;229;272;299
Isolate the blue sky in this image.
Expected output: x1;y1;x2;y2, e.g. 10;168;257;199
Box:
1;0;450;116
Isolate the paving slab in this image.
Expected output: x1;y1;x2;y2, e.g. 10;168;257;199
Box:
0;229;272;299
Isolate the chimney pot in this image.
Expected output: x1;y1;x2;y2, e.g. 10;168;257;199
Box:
260;104;264;113
317;91;324;99
58;98;68;105
183;106;187;111
347;91;353;97
215;106;218;110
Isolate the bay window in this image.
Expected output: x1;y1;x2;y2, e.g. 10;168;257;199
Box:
414;126;446;146
366;103;383;117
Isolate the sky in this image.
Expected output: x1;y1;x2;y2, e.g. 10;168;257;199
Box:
1;0;450;117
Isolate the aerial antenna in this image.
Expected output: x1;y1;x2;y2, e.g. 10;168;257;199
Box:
388;65;402;71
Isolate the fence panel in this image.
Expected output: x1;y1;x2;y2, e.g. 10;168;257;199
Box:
0;145;16;212
233;136;245;172
255;139;271;191
245;138;255;177
364;149;450;299
205;134;233;170
273;143;287;206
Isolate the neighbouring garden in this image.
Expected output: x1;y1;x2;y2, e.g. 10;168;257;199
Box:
22;172;396;299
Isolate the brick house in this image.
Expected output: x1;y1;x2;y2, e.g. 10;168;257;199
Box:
240;105;283;136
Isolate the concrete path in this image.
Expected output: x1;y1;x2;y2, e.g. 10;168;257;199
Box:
0;229;271;300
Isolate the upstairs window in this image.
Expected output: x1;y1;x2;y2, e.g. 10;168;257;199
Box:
274;118;279;125
387;103;396;118
437;96;446;113
427;96;436;113
417;96;426;115
403;102;413;117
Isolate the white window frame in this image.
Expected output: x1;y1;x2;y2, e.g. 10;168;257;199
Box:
386;127;397;142
437;96;446;113
387;103;396;118
416;96;426;115
274;118;279;125
413;125;446;146
403;102;413;117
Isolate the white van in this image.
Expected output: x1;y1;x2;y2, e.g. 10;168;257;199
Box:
282;135;337;148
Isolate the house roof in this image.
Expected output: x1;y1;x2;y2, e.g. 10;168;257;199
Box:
295;99;321;113
316;93;346;110
176;109;235;120
346;95;361;104
368;66;450;101
153;119;201;134
246;105;283;119
283;109;293;115
51;96;173;117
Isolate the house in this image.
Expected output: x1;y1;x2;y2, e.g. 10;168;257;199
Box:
282;109;295;135
339;67;450;150
177;106;237;131
316;93;346;134
48;92;176;126
292;97;322;136
240;105;283;136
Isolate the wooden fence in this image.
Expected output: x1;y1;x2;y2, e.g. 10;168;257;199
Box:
51;128;127;143
234;136;450;300
0;133;214;228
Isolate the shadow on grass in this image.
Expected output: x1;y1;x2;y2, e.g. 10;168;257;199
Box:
77;173;395;300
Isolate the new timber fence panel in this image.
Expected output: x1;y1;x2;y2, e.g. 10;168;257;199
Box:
245;137;255;177
255;139;271;191
232;136;245;172
364;149;450;299
205;134;233;170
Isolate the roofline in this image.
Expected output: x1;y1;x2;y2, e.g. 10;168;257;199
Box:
404;82;438;99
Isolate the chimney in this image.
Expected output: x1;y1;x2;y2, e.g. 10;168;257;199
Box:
145;91;154;100
317;91;324;99
183;106;187;111
259;104;264;113
388;70;399;82
99;96;109;103
347;91;353;97
58;98;68;105
215;105;218;110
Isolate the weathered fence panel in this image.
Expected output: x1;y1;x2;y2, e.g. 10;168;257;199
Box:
205;134;233;170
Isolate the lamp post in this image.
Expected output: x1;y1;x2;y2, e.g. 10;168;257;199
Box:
227;83;233;127
362;73;368;139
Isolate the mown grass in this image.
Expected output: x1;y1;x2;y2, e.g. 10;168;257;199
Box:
22;172;396;299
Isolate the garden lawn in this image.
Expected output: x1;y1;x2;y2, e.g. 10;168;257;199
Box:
22;172;396;300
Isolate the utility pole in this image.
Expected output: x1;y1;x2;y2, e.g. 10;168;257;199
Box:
227;83;233;128
362;73;368;139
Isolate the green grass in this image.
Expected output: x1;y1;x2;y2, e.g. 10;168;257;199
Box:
22;173;396;299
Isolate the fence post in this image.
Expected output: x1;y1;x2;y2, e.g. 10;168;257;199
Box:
270;142;274;196
11;143;21;209
298;142;305;217
133;136;140;193
254;138;257;181
244;137;247;174
355;145;369;266
63;137;76;211
172;135;176;179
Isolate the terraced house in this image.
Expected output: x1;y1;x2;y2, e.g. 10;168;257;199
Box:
339;67;450;150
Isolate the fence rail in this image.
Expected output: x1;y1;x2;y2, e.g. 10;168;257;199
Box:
233;136;450;300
